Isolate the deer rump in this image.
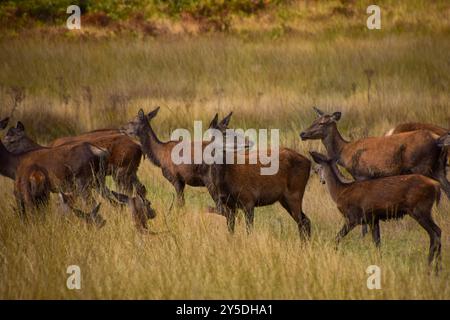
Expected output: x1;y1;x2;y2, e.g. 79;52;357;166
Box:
15;142;106;196
339;130;442;180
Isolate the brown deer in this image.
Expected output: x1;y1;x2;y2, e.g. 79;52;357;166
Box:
0;118;107;226
385;123;449;165
120;107;233;208
300;107;450;199
48;127;147;203
1;120;156;229
310;151;442;270
199;113;312;239
1;121;130;207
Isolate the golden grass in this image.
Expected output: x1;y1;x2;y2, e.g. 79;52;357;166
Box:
0;25;449;299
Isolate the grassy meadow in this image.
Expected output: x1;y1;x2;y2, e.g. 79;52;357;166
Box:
0;1;450;299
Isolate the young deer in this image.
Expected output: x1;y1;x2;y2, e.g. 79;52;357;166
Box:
2;121;156;229
120;107;233;208
310;151;442;269
300;107;450;199
202;114;312;239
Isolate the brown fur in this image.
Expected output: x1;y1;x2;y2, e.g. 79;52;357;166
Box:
386;122;447;137
386;122;449;164
121;108;232;206
300;108;450;199
2;120;156;230
49;129;144;196
0;127;107;225
311;152;442;269
207;148;312;239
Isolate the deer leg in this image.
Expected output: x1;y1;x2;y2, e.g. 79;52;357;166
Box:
204;180;224;215
128;197;149;232
432;150;450;199
280;196;311;241
361;224;368;238
58;192;106;228
410;210;441;271
173;179;185;207
130;172;147;198
335;220;358;249
243;205;255;234
219;197;236;233
14;192;26;221
370;220;381;248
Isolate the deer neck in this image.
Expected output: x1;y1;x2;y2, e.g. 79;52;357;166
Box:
322;163;347;203
322;123;347;161
0;142;19;179
12;136;43;154
140;123;165;167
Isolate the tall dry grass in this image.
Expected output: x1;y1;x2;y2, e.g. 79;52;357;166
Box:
0;30;449;299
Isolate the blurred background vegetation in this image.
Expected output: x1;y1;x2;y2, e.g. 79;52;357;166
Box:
1;0;449;37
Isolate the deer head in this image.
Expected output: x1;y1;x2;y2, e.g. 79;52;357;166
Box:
120;107;160;139
208;112;252;152
300;107;342;140
2;121;26;149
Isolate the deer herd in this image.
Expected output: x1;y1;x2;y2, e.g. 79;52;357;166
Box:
0;107;449;270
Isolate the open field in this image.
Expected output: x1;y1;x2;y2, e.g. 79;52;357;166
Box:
0;1;450;299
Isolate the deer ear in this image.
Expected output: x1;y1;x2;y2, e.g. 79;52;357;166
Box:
0;117;10;130
138;109;145;120
147;106;160;119
313;107;325;116
309;151;328;163
209;113;219;129
16;121;25;131
219;112;233;127
331;112;341;121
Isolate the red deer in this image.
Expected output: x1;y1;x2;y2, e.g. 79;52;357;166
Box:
0;117;110;225
310;151;442;270
385;123;449;165
120;107;233;208
1;121;131;206
48;127;147;205
1;121;156;229
199;114;312;239
300;107;450;199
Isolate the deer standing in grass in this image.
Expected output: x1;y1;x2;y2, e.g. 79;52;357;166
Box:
120;107;233;208
310;151;442;270
2;120;156;230
300;107;450;198
0;117;106;226
199;113;312;239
